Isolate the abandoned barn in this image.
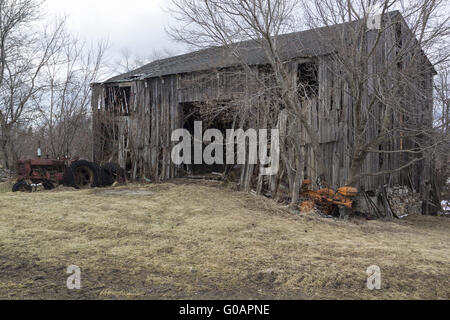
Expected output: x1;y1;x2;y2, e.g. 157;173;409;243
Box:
90;11;435;194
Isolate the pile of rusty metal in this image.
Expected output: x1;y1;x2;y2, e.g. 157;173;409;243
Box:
299;179;358;216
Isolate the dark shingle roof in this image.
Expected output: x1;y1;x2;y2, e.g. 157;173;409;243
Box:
105;12;403;83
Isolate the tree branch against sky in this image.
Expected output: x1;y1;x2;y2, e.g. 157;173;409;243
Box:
169;0;332;205
34;36;108;158
169;0;449;196
0;0;67;168
301;0;449;188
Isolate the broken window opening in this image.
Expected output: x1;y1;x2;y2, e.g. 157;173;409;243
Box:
104;86;132;116
298;62;319;100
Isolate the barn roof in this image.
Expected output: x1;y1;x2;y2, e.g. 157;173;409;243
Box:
105;18;361;83
105;11;434;83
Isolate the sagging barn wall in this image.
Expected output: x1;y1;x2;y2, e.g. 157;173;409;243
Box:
92;75;182;181
91;18;434;192
91;67;263;183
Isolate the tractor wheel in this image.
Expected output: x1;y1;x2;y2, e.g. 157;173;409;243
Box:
63;167;79;189
101;163;126;186
70;160;101;189
12;180;32;193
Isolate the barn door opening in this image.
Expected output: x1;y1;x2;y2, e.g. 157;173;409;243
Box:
181;101;234;176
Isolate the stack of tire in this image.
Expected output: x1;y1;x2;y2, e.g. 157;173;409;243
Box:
12;160;126;192
64;160;126;189
100;162;126;187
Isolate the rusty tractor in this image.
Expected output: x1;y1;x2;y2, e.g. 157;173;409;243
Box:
13;158;126;192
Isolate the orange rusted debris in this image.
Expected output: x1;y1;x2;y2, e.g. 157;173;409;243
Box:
300;200;316;213
302;179;313;187
337;186;358;197
302;185;358;209
301;179;313;191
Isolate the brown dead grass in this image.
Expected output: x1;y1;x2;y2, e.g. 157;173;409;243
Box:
0;180;448;300
0;180;14;194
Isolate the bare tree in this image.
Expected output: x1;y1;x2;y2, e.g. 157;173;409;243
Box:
169;0;449;209
0;0;42;86
433;63;450;200
0;0;65;168
34;36;107;159
300;0;449;192
113;47;177;74
169;0;329;205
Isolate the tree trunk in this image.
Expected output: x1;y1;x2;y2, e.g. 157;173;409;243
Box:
346;155;365;187
290;147;304;208
0;139;10;169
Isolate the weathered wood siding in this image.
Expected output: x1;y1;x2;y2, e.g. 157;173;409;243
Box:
91;18;434;191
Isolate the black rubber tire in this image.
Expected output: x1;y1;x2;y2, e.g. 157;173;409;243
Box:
12;180;32;193
42;180;55;190
101;163;126;186
63;167;79;189
101;167;115;187
70;160;101;189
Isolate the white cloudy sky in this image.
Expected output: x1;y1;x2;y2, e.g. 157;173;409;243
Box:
45;0;186;60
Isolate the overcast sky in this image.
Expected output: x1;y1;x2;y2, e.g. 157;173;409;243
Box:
45;0;186;61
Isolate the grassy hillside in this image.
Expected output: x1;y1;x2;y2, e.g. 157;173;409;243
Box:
0;180;448;299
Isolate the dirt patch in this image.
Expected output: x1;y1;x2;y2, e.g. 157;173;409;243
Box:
99;190;154;196
47;185;80;193
0;181;449;299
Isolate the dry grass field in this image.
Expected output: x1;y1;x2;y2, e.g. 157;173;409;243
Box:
0;179;448;300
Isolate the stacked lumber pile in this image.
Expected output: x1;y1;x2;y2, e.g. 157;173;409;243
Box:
387;186;422;216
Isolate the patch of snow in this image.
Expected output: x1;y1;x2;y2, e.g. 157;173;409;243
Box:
441;200;450;215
